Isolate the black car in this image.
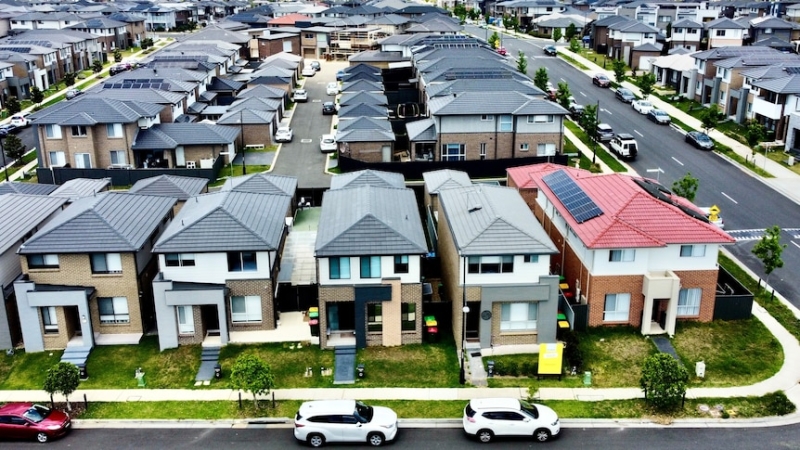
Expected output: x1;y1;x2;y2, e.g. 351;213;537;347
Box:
322;101;337;115
685;131;714;150
569;103;584;118
544;45;557;56
615;88;636;103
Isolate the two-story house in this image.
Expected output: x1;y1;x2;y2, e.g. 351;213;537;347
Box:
606;19;660;67
107;12;147;48
669;19;703;51
747;15;800;46
14;192;177;352
69;17;129;53
507;164;735;336
704;18;747;48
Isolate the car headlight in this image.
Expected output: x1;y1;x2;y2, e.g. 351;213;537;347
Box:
551;419;559;427
46;425;62;430
380;422;395;429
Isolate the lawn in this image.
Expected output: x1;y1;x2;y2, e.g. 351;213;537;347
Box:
217;342;335;389
0;349;63;390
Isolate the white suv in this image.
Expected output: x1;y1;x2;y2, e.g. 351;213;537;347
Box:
463;398;560;443
294;400;398;447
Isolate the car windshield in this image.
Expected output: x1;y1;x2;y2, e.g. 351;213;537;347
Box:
354;401;374;423
697;134;711;142
639;101;651;106
323;137;334;144
519;400;540;419
23;404;51;423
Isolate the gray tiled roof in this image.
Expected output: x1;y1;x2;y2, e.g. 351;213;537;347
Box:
50;178;111;202
330;169;405;190
153;191;290;253
87;88;185;105
0;194;67;254
179;26;250;44
341;79;384;92
229;97;282;112
335;128;395;143
405;17;462;32
128;175;209;200
752;74;800;94
338;116;392;132
338;103;389;119
238;85;287;99
217;108;276;125
19;192;176;254
672;19;703;29
339;91;388;107
422;169;471;195
69;17;127;29
132;124;239;150
406;118;437;141
341;71;382;83
0;182;58;196
704;17;747;30
426;78;544;98
221;173;298;196
29;97;163;125
315;185;427;257
438;185;557;256
429;91;567;116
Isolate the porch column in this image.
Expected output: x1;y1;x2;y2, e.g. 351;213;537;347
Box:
641;294;654;335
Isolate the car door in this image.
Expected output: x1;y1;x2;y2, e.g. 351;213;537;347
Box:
338;414;366;443
497;412;529;436
4;415;30;439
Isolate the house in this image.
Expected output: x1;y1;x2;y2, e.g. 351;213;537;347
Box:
704;18;747;48
131;123;240;169
507;164;735;336
128;174;209;214
606;19;660;66
691;46;773;104
436;183;559;354
68;17;128;52
669;19;703;51
151;187;294;350
421;168;471;218
746;16;800;45
749;69;800;142
335;117;396;162
14;192;177;352
315;173;428;349
49;178;111;203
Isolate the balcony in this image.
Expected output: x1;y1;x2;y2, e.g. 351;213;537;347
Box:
752;97;784;120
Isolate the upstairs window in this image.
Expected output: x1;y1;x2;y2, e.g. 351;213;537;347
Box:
28;254;59;269
467;255;514;274
227;251;257;272
165;253;196;267
91;253;122;274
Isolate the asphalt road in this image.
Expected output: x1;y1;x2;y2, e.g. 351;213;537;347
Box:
465;25;800;305
13;425;800;449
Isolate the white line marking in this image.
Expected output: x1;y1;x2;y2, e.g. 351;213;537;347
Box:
580;92;587;97
601;109;612;115
560;77;566;83
634;130;643;137
792;241;800;250
671;156;683;165
300;139;312;143
721;192;738;204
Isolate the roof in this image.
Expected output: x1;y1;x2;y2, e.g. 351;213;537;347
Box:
422;169;472;195
19;192;176;254
338;91;388;106
341;79;384;92
29;97;163;125
238;85;286;99
671;19;703;29
0;194;67;254
428;91;567;116
315;185;427;257
752;74;800;94
0;181;58;196
338;103;389;119
128;175;209;201
437;184;557;256
406;118;437;141
704;17;747;30
335;127;395;143
330;169;405;190
221;173;298;196
132;124;239;150
338;116;392;132
153;191;290;253
50;178;111;202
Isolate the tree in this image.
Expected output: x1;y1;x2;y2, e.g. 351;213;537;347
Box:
638;72;656;99
5;96;20;115
746;120;767;148
30;86;44;105
752;225;786;286
468;9;479;21
640;353;689;411
517;50;527;74
453;4;467;20
671;173;699;202
92;59;103;73
565;23;578;42
552;27;562;43
580;103;598;138
43;362;80;411
611;59;626;84
533;67;549;92
63;72;77;87
700;104;724;133
3;134;25;162
114;49;122;63
569;38;581;53
488;32;499;49
556;81;572;110
230;354;275;408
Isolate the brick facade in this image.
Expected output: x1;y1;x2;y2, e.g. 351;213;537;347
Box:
490;302;538;346
343;140;394;163
39;122;144;169
177;305;204;345
436;131;563;161
256;35;301;59
227;278;276;331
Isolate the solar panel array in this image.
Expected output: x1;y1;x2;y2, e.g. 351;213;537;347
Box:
0;47;33;54
542;170;603;223
104;79;169;90
784;66;800;74
443;69;513;80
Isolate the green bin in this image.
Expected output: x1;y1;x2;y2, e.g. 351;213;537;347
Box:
583;371;592;386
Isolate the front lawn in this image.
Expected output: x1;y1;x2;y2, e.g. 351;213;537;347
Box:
0;349;63;390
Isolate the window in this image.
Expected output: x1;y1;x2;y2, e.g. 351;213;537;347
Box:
367;303;382;332
48;151;65;167
91;253;122;274
680;245;706;257
537;143;556;156
227;251;257;271
499;115;512;131
765;28;773;34
360;256;381;278
42;307;58;333
394;255;409;273
231;295;262;323
603;293;630;322
441;143;465;161
519;143;529;152
479;143;486;160
177;306;194;334
689;28;698;34
715;30;726;37
106;123;123;138
401;303;416;331
480;114;493;121
75;153;91;168
45;124;62;139
501;302;537;331
523;254;539;263
529;114;554;123
678;288;701;316
165;253;195;267
329;257;351;279
304;33;314;39
467;255;514;274
28;254;59;269
609;249;635;262
110;150;126;166
98;297;130;324
71;125;87;136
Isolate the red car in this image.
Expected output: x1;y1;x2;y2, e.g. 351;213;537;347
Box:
0;403;71;443
496;47;507;56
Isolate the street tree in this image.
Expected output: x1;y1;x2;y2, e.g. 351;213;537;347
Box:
468;9;479;21
5;96;20;115
30;86;44;105
580;103;598;137
612;59;626;83
569;38;581;53
488;32;499;49
43;362;80;411
453;4;467;20
231;353;275;408
556;81;572;110
91;59;103;73
752;225;786;287
638;72;657;99
533;67;549;92
3;134;25;162
640;353;689;411
565;23;578;41
671;173;699;202
552;27;562;43
700;104;724;133
746;120;767;148
63;72;77;87
517;50;527;74
114;49;122;63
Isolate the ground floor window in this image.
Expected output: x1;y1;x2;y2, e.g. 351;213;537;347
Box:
98;297;130;324
500;302;537;331
177;306;194;334
231;295;262;323
441;143;465;161
42;306;58;333
367;303;382;332
401;303;416;331
677;288;701;316
603;293;630;322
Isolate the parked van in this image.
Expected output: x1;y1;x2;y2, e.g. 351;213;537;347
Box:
608;133;638;160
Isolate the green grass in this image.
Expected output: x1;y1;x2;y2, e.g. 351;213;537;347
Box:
217;342;336;389
557;52;589;71
218;164;272;179
564;121;628;172
0;349;64;389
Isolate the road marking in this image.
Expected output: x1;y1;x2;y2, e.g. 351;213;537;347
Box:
721;192;738;204
671;156;684;166
634;130;643;137
792;241;800;250
300;139;312;143
601;109;612;115
312;99;322;103
579;92;587;97
727;229;766;241
560;77;566;83
784;228;800;239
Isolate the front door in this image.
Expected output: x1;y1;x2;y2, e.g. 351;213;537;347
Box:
466;301;480;341
327;303;355;331
201;305;219;335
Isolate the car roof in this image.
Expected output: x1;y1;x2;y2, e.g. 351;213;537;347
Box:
469;398;521;410
299;400;356;415
0;402;34;414
597;123;612;129
616;133;635;140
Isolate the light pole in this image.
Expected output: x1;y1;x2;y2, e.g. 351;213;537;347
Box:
0;136;7;182
239;109;246;175
593;100;600;164
459;256;468;385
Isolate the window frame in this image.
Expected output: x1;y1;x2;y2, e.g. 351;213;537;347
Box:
177;305;194;334
467;255;514;274
106;123;123;138
498;114;513;131
231;295;262;323
609;249;635;262
42;306;58;333
165;253;196;267
98;297;130;324
90;253;122;274
110;150;126;165
71;125;87;137
48;151;66;167
678;288;702;316
329;257;351;279
680;244;706;257
360;256;381;278
603;293;630;322
500;302;538;331
441;143;466;162
367;303;383;332
75;153;91;168
401;302;416;331
394;255;409;274
28;254;59;269
45;124;62;139
227;251;257;272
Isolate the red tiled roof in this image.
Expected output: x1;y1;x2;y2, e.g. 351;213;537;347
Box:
268;13;311;25
512;164;735;249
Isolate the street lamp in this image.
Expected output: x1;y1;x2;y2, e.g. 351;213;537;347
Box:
593;100;600;165
460;305;469;385
239;109;246;175
0;136;7;182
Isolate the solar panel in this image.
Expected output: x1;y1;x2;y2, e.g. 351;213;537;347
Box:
542;170;603;224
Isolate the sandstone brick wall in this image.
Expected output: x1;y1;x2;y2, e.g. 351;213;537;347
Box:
227;279;275;331
346;141;393;163
39;122;143;169
400;283;422;345
41;306;69;350
318;285;354;348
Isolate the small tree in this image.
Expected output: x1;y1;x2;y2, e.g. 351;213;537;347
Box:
3;134;25;162
43;362;80;411
5;96;20;115
746;120;767;148
671;172;699;202
468;9;479;21
569;38;581;53
488;32;499;49
638;72;657;99
517;50;527;74
565;23;578;42
640;353;689;411
552;27;562;43
230;354;275;408
611;59;626;84
91;59;103;73
453;4;467;20
700;104;724;133
63;72;77;87
580;103;598;137
556;81;572;110
29;86;44;105
114;49;122;63
752;225;786;287
533;67;549;92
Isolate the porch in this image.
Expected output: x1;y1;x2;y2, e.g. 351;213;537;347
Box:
229;311;319;345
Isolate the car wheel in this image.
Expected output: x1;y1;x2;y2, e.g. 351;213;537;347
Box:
36;432;49;443
367;432;385;446
477;429;493;443
307;433;325;448
534;428;551;442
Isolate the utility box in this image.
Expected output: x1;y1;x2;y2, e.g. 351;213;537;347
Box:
583;371;592;386
696;361;706;378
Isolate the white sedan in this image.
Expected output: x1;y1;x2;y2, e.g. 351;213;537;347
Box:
326;82;340;96
320;134;337;153
275;126;293;143
632;99;653;114
301;66;316;77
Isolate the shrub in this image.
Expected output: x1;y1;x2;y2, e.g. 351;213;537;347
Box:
520;361;537;377
561;330;583;370
764;391;796;416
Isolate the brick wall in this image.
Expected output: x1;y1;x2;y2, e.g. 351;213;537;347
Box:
227;279;275;331
436;132;562;161
41;306;69;349
673;269;718;322
39;122;151;169
400;283;422;345
257;36;301;59
241;123;275;148
587;274;644;327
318;285;354;348
345;141;393;163
490;302;538;346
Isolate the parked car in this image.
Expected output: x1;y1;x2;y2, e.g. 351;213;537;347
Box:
647;108;671;125
632;99;653;114
10;113;30;128
700;206;725;229
322;101;337;115
302;66;316;77
592;73;611;87
608;133;638;160
496;47;507;56
293;400;398;447
0;403;71;443
320;134;337;153
615;88;636;103
293;89;308;102
596;123;614;142
463;398;560;443
543;45;557;56
685;131;714;150
0;123;17;136
569;102;584;118
310;60;321;71
275;126;293;143
326;82;339;96
336;69;347;81
65;88;82;100
109;63;130;75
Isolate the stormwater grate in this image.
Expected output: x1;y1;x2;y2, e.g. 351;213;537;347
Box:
470;352;481;357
